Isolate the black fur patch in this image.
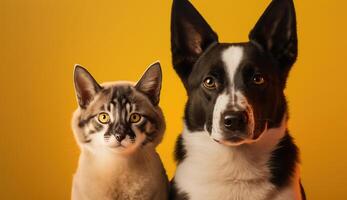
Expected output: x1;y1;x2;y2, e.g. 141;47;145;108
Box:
169;179;189;200
268;132;299;188
171;0;218;87
174;134;187;163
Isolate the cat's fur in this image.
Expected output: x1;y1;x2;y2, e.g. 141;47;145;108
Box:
71;62;169;200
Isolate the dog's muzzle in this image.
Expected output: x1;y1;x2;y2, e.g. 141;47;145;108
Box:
222;111;248;132
214;110;256;146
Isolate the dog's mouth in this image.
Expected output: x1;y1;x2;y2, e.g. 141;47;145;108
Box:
212;122;268;147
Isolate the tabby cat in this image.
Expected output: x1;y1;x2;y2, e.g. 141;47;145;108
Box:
71;62;168;200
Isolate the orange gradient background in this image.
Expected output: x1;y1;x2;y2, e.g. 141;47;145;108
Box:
1;0;347;199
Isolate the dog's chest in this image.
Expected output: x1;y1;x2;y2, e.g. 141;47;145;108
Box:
174;131;276;200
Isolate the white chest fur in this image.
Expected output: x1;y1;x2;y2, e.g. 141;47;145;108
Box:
72;147;168;200
174;126;301;200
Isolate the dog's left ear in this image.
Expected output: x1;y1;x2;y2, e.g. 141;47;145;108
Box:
135;62;162;106
249;0;297;77
171;0;219;87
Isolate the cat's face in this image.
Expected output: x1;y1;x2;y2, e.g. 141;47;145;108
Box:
72;63;164;155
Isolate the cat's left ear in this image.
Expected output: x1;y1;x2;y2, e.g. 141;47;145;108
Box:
135;62;162;106
73;65;102;109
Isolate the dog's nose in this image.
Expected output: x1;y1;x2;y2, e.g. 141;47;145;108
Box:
223;111;248;131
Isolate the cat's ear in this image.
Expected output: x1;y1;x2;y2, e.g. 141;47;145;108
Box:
135;62;162;106
249;0;297;77
171;0;218;85
73;65;102;108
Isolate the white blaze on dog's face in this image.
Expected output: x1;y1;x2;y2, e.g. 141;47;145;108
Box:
171;0;297;146
211;46;256;145
71;63;165;155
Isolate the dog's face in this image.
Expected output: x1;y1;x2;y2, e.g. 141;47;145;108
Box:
171;0;297;146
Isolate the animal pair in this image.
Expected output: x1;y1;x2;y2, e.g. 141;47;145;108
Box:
71;0;305;199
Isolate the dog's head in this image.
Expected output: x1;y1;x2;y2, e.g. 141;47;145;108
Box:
171;0;297;146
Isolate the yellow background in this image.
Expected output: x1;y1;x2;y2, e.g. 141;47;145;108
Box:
1;0;346;199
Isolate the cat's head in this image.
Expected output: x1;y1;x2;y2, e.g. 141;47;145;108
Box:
71;62;165;155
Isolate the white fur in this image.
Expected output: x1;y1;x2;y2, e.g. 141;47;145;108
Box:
222;47;243;87
72;146;168;200
211;92;229;140
221;46;245;108
174;117;302;200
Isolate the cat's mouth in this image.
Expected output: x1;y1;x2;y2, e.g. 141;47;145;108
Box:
103;134;131;148
103;132;146;153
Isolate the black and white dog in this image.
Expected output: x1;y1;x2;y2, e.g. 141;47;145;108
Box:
169;0;305;199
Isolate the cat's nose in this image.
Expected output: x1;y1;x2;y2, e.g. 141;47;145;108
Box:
115;133;126;142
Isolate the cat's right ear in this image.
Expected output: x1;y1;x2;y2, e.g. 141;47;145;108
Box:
73;65;101;109
135;62;162;106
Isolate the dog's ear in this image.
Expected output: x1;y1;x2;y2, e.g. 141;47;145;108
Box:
73;65;102;109
171;0;218;85
249;0;297;78
135;62;162;106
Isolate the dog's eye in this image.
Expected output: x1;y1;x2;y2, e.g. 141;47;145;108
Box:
203;77;217;89
98;112;110;124
129;113;142;123
252;74;265;85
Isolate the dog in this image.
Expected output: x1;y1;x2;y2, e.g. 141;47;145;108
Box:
169;0;305;199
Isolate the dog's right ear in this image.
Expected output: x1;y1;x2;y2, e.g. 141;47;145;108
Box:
249;0;297;79
171;0;218;86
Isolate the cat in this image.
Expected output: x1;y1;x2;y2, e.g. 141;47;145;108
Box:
71;62;169;200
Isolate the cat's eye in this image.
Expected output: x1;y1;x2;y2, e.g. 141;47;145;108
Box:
129;113;142;123
252;74;265;85
203;77;217;89
98;112;110;124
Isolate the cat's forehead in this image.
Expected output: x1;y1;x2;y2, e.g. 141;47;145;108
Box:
79;82;133;115
101;82;136;105
101;81;132;96
101;80;135;88
80;81;153;119
98;81;150;108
